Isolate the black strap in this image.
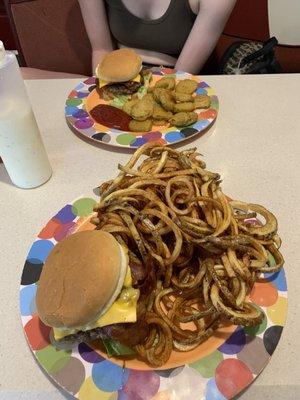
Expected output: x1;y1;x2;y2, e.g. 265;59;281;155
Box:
240;37;278;68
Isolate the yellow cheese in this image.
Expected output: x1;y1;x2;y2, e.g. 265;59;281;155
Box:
99;74;141;88
123;264;132;288
53;266;138;341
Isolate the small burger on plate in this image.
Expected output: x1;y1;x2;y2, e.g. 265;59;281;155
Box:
36;230;148;356
95;48;151;99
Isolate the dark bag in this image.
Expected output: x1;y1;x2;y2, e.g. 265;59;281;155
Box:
219;37;282;74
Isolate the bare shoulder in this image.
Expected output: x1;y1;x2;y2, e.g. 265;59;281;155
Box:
198;0;237;12
188;0;201;14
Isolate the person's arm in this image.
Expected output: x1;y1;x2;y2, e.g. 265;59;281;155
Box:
175;0;236;74
78;0;115;72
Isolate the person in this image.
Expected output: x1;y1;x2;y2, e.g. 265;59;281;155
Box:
78;0;236;75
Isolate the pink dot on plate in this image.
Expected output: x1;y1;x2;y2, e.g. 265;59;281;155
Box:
121;370;160;400
54;221;76;242
75;118;94;130
143;131;162;142
215;358;253;399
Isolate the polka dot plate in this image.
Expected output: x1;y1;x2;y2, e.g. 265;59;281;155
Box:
20;197;287;399
65;68;219;148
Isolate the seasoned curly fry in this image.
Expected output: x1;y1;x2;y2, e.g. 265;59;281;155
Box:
93;142;284;367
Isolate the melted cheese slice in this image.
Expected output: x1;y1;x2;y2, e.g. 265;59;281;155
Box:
99;74;141;88
53;266;139;341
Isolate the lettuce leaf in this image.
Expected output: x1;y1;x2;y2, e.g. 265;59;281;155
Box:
109;95;130;109
102;339;134;357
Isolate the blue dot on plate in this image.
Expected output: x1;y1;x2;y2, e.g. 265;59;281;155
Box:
264;268;287;291
92;360;129;392
196;88;207;95
73;109;89;119
218;327;246;355
65;106;79;116
193;120;210;130
54;204;76;224
205;378;226;400
130;137;148;147
27;240;54;264
75;82;85;90
165;131;184;143
20;284;37;316
77;91;90;99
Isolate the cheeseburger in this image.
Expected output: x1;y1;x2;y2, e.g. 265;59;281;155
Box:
36;230;148;355
96;48;151;99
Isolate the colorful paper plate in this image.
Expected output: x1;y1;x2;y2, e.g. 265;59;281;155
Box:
20;197;287;399
65;68;219;148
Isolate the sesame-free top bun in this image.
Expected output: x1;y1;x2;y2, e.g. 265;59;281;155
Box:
97;48;142;82
36;230;125;329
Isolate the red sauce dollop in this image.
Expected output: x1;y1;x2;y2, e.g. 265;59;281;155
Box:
90;104;132;131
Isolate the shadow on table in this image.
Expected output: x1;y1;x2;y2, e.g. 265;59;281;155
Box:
67;118;217;154
0;165;14;188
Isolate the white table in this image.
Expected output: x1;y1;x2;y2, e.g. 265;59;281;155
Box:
0;75;299;399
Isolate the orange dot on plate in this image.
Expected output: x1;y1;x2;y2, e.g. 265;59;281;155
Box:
68;90;78;98
94;123;109;132
199;109;217;119
24;314;51;350
250;279;278;306
38;219;61;239
154;138;167;146
162;68;176;74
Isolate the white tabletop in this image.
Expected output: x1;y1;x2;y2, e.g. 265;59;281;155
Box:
0;74;299;399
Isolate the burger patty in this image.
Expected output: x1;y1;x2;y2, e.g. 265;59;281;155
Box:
105;81;142;96
97;81;142;100
62;319;149;347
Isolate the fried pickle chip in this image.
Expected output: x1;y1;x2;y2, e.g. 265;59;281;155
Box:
174;92;194;102
153;119;168;126
142;93;155;104
194;94;211;109
123;98;139;115
131;99;154;121
155;77;176;90
129;119;153;132
175;79;198;94
170;111;198;127
159;89;176;112
174;102;195;113
153;87;164;103
153;103;173;120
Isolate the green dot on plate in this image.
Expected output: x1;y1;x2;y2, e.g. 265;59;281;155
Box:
190;350;223;378
36;345;71;373
244;308;268;336
267;250;276;267
72;198;97;217
116;133;136;146
66;98;82;106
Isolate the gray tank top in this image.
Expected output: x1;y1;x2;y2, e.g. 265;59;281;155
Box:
105;0;197;56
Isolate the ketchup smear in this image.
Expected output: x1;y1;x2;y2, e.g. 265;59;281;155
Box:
90;104;132;131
